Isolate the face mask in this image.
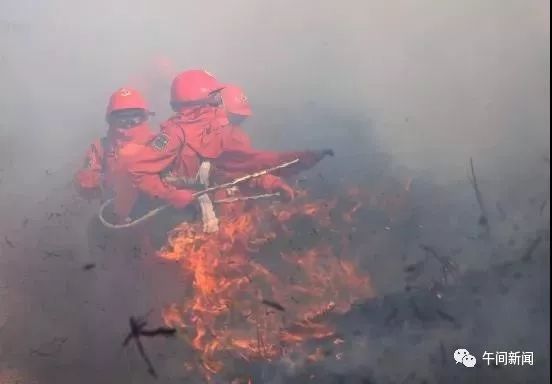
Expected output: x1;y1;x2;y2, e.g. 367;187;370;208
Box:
227;113;247;126
108;109;148;129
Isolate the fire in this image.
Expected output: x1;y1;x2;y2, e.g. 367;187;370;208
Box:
158;187;394;380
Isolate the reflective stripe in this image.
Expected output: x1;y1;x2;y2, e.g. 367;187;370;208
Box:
196;161;219;233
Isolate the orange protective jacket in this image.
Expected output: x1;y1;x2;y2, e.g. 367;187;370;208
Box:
126;107;324;207
74;123;155;217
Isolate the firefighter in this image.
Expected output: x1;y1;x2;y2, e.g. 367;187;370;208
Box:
74;89;166;362
125;69;333;233
74;87;156;216
212;84;296;218
74;87;157;256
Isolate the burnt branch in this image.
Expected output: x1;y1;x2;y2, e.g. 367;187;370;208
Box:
419;245;459;285
521;235;543;263
261;299;286;312
123;315;176;378
468;157;490;235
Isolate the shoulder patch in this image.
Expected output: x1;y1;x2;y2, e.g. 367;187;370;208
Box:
150;133;169;151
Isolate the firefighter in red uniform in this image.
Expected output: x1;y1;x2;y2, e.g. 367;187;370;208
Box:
212;84;296;218
75;89;165;362
75;87;155;214
126;69;333;232
74;87;157;253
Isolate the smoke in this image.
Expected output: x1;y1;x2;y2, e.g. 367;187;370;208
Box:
1;0;549;382
3;0;549;179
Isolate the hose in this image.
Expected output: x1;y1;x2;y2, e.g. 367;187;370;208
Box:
98;199;170;230
98;192;281;230
97;158;299;230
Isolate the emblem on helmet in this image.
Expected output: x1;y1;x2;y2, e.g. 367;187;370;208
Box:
119;88;132;97
238;94;248;104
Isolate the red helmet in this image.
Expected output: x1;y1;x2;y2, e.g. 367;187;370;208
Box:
106;88;148;116
221;84;252;116
170;69;225;103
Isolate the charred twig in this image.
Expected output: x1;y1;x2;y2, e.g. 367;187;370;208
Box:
43;251;62;258
419;245;459;284
496;202;507;221
404;261;425;282
436;309;459;327
400;372;416;384
409;298;429;323
430;281;446;298
82;263;96;271
123;316;176;378
521;235;543;263
139;327;177;338
468;158;490;233
4;236;15;248
30;337;67;357
261;299;286;312
539;200;548;216
47;212;62;220
384;307;398;326
439;341;447;366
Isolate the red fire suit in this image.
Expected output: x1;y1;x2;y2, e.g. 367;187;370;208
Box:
126;106;326;210
74;123;155;219
209;124;296;218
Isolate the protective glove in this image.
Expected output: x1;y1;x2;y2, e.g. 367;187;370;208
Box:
274;180;295;201
76;170;101;190
74;171;102;200
256;175;295;201
297;149;335;169
166;189;195;209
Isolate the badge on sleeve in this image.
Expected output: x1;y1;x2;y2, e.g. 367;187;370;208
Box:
150;133;169;151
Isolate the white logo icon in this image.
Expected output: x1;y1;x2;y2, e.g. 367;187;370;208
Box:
119;88;132;97
454;348;477;367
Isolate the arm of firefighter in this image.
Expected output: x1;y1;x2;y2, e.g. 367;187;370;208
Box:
219;123;333;174
215;148;332;177
74;142;103;200
127;127;194;208
222;125;253;151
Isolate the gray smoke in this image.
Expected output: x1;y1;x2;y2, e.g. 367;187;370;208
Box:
1;1;549;383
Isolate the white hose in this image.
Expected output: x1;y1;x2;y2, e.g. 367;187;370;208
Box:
98;199;170;230
98;192;281;230
97;158;299;230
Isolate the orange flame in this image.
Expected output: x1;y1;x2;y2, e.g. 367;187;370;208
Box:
157;187;402;380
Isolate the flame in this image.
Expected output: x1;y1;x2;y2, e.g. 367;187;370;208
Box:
158;186;407;380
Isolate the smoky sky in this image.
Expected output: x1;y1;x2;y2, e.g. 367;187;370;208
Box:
2;0;549;186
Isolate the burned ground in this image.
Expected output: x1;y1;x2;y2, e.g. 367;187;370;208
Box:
0;143;549;383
